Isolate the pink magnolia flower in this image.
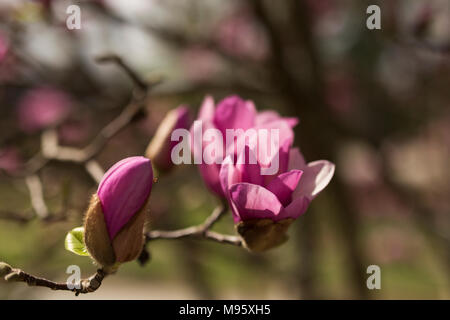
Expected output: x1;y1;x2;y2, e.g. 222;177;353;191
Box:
221;147;335;223
145;106;191;172
191;95;298;197
84;156;153;267
17;87;72;133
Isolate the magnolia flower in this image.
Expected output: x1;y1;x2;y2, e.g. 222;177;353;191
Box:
191;95;298;197
84;156;153;269
17;87;72;133
220;147;334;252
145;106;191;173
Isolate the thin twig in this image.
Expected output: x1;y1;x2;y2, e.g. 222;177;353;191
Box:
25;174;49;219
84;160;105;184
145;202;242;247
1;263;107;296
95;54;149;91
1;54;157;223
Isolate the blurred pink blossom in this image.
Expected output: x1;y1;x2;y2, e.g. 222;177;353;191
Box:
325;72;357;115
0;148;22;173
17;87;72;133
0;32;9;62
58;119;91;145
181;46;221;82
368;228;418;264
215;10;268;61
306;0;336;21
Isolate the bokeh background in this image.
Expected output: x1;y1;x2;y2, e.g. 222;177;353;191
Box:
0;0;449;299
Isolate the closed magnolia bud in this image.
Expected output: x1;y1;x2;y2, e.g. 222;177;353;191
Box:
145;106;190;172
84;156;153;268
236;218;294;252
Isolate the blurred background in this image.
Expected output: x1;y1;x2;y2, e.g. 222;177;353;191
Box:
0;0;449;299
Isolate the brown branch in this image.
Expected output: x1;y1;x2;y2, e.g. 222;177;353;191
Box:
0;210;33;223
95;55;149;91
144;202;242;247
8;54;158;178
1;204;241;294
1;54;160;224
0;262;107;296
25;174;49;219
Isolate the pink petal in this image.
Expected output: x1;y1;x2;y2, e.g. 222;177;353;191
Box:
266;170;303;207
293;160;335;200
285;117;299;128
278;138;293;174
256;119;294;146
256;110;299;128
229;183;284;222
213;95;256;135
219;156;241;193
236;146;263;186
169;105;191;152
288;147;307;171
98;156;153;240
151;105;191;171
279;196;310;220
198;95;215;122
219;156;242;221
263;138;293;185
198;162;224;197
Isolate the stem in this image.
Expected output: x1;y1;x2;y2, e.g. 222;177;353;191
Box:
145;203;242;247
1;264;107;296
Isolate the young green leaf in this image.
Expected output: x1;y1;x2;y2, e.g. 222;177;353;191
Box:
65;227;90;257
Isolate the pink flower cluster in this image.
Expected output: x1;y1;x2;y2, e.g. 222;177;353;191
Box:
192;95;335;224
80;94;334;262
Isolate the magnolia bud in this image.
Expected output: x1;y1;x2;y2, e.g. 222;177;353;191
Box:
145;106;190;173
236;218;294;252
84;156;153;268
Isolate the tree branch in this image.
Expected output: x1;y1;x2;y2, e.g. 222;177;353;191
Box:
1;54;159;222
0;262;107;296
95;55;149;91
144;203;242;248
25;174;49;219
1;204;242;295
